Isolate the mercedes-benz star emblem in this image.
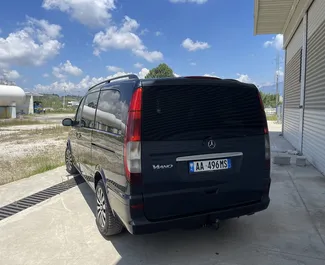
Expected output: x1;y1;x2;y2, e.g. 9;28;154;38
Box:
207;139;216;149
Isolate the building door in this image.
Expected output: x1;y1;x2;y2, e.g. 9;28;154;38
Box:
283;21;304;151
302;0;325;174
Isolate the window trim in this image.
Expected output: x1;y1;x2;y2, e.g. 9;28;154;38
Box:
80;91;100;129
74;97;85;126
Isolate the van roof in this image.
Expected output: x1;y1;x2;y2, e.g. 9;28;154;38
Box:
139;76;257;90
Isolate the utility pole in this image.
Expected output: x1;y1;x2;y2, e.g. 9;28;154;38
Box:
275;50;280;123
275;51;279;108
62;87;66;109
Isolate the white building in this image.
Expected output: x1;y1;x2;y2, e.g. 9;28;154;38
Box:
67;101;80;107
17;91;43;115
254;0;325;174
0;84;42;118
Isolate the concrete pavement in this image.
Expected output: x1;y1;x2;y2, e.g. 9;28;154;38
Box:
0;122;325;265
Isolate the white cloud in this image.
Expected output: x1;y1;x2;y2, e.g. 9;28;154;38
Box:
190;62;196;66
264;34;283;50
182;38;210;51
170;0;208;4
42;0;116;28
203;74;219;78
276;69;284;77
52;67;65;79
93;16;163;62
134;62;143;68
132;49;163;62
0;69;21;80
0;17;63;68
138;68;149;78
174;73;180;77
52;60;83;79
107;65;123;72
140;28;149;35
35;68;150;93
236;73;252;83
155;31;162;36
43;73;49;78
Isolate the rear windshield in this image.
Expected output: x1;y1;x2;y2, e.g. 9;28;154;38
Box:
142;83;265;141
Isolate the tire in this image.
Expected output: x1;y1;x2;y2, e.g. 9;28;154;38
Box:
65;147;78;174
96;180;123;237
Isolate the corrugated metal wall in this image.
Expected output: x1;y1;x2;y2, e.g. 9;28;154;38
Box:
283;48;302;150
307;0;325;37
284;0;306;45
286;21;304;62
302;0;325;174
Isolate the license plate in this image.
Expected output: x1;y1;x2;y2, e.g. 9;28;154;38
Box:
189;159;231;173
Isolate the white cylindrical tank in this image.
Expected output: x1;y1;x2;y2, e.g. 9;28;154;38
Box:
83;105;126;132
0;85;26;106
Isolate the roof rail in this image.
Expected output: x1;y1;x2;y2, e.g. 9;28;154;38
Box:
184;76;221;80
88;74;139;91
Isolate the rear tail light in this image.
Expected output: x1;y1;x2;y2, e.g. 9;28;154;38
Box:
258;91;271;169
124;87;142;183
265;134;271;168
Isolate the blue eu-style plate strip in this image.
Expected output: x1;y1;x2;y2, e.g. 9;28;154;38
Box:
189;162;194;172
227;159;232;169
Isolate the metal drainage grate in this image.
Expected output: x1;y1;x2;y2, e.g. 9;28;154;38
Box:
0;176;85;221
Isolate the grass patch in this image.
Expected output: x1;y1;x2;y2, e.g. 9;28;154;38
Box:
0;119;43;127
47;109;76;114
267;114;278;121
0;151;65;185
32;125;71;135
26;154;65;177
0;125;70;185
0;125;71;143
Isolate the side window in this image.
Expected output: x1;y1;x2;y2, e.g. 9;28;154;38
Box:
95;89;127;134
75;97;85;125
81;91;100;128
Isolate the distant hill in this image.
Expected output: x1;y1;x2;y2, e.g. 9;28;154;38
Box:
259;82;284;96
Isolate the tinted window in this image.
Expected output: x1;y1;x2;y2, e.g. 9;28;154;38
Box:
95;89;128;134
93;81;135;134
81;91;100;128
142;83;265;141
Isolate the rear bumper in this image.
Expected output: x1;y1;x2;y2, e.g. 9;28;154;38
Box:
125;194;270;235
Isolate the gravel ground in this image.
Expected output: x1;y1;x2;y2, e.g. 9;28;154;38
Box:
0;124;60;135
0;123;70;185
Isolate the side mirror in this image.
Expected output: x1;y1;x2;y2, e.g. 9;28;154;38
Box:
62;118;74;126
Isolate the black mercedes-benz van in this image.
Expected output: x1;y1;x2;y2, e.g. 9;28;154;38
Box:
62;75;271;237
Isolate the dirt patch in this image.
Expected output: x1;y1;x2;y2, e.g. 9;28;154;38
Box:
0;126;70;185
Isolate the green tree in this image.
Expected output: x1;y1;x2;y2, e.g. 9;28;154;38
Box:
145;63;175;79
260;91;277;108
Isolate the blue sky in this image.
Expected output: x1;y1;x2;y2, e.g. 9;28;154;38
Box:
0;0;284;94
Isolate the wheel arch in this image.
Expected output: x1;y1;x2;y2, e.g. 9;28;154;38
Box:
94;168;106;190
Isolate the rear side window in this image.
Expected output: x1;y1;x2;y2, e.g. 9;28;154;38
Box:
95;90;125;134
94;81;135;134
142;83;265;141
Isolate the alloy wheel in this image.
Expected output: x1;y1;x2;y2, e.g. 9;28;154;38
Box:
65;149;73;171
96;187;106;228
